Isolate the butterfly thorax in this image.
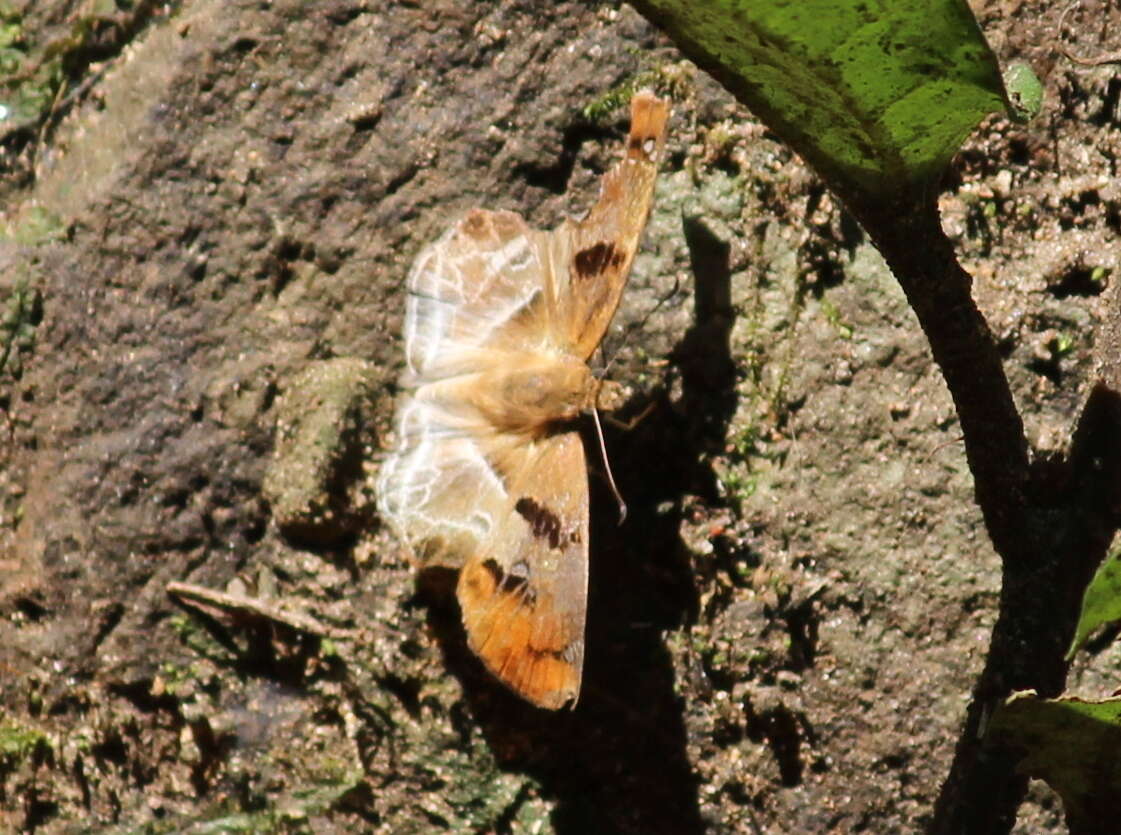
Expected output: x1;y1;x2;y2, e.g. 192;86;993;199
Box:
467;353;595;438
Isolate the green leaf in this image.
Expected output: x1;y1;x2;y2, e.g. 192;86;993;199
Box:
1067;543;1121;660
630;0;1012;201
989;691;1121;826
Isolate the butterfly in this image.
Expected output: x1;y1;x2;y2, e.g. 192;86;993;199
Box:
377;91;668;709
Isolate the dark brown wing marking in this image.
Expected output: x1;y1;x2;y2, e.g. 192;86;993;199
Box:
515;496;581;550
573;241;626;281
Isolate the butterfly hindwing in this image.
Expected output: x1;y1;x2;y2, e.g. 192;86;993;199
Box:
376;386;512;570
458;430;588;709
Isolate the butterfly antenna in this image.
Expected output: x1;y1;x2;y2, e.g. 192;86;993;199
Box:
591;404;627;524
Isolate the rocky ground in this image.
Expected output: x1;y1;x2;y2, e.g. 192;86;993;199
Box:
1;0;1118;832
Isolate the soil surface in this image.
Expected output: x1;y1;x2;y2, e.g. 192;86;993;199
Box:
1;1;1118;832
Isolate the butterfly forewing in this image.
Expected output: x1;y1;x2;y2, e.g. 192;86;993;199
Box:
404;210;558;383
555;92;668;359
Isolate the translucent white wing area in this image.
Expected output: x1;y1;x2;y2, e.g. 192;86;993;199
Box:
404;209;560;383
377;393;502;568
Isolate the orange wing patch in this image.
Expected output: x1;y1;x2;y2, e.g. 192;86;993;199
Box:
458;557;580;709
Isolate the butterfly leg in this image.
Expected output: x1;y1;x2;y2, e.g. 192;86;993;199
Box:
604;400;656;432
